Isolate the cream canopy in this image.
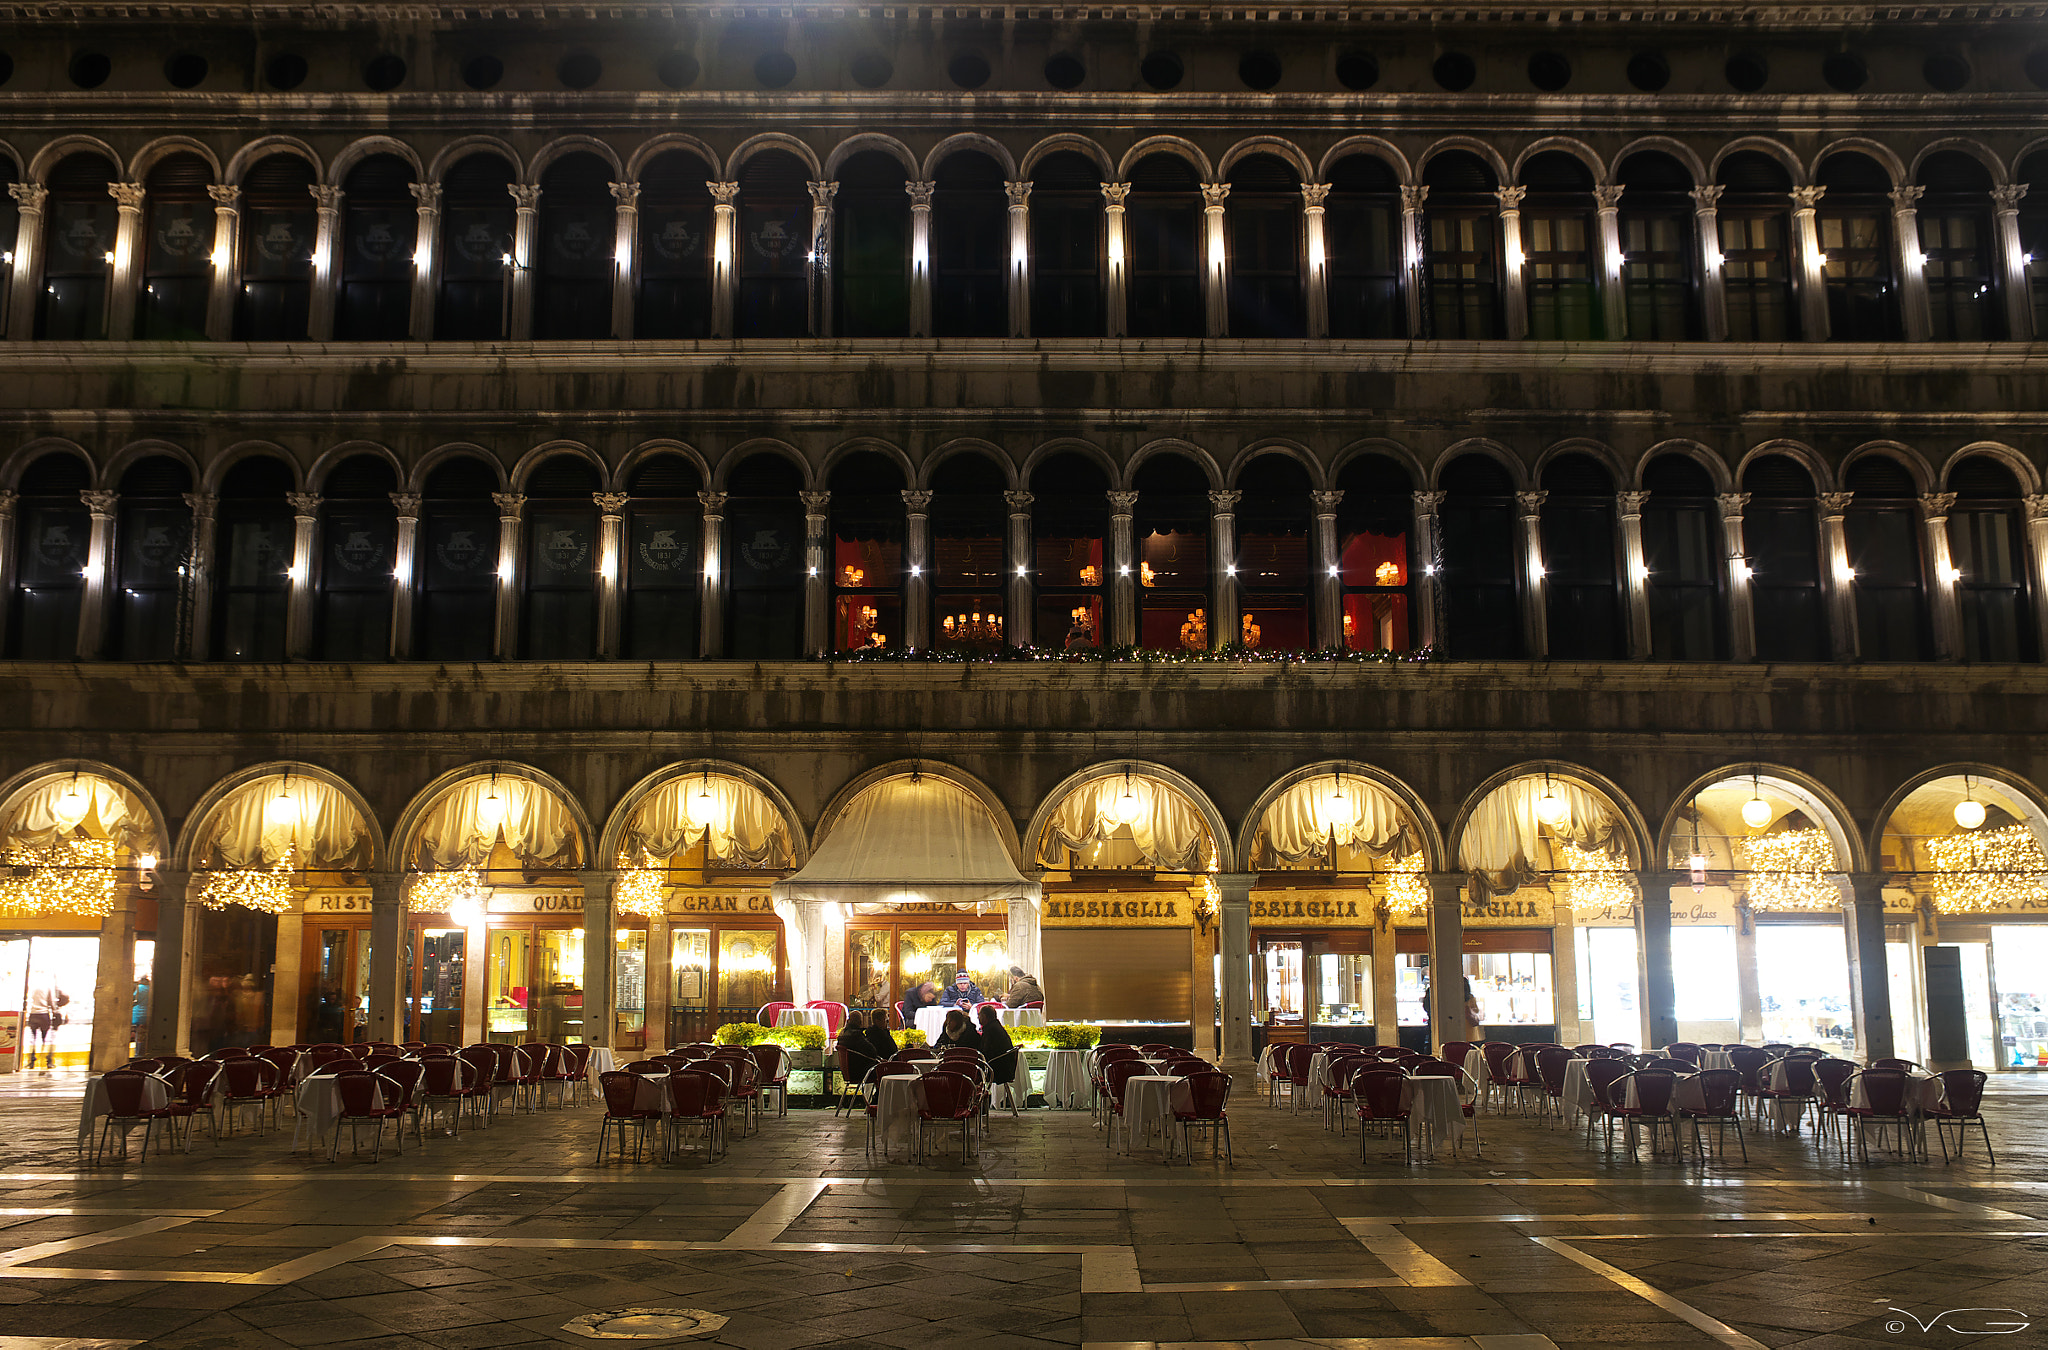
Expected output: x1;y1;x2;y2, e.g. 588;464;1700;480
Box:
773;775;1038;907
1460;776;1628;895
2;775;158;858
1254;775;1418;867
412;776;582;869
1038;773;1214;873
196;774;371;871
619;773;793;869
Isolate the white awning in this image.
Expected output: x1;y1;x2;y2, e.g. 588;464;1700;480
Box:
771;775;1040;908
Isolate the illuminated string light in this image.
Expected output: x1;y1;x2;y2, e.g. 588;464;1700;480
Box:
1742;828;1839;911
409;865;490;914
1552;839;1637;917
0;837;118;918
195;844;297;914
1379;852;1428;919
614;855;667;919
1924;824;2048;914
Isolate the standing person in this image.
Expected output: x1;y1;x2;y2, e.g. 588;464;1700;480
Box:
25;979;66;1070
1003;966;1044;1008
231;975;266;1047
935;1008;982;1053
130;976;151;1057
976;1004;1019;1104
902;980;941;1021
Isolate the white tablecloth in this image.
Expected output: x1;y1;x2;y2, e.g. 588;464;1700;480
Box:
1849;1072;1943;1113
78;1074;170;1148
1701;1050;1735;1071
291;1075;385;1152
1561;1058;1594;1121
994;1008;1045;1027
1622;1073;1707;1111
776;1008;830;1030
913;1007;953;1043
585;1047;618;1084
632;1072;672;1116
872;1073;926;1160
1761;1061;1813;1129
1043;1049;1091;1109
1401;1076;1466;1152
1122;1074;1193;1157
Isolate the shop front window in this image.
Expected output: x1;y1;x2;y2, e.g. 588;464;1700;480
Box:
1755;923;1855;1053
614;928;647;1050
194;908;276;1053
1463;950;1554;1026
849;929;890;1012
1395;953;1428;1026
718;929;777;1017
898;929;958;1000
4;935;102;1069
485;925;585;1043
1993;925;2048;1068
305;926;371;1044
405;927;466;1045
1578;925;1640;1046
1317;953;1372;1025
670;927;710;1044
1262;940;1305;1021
1672;925;1739;1023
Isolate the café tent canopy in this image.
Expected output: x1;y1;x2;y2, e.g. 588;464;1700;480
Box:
772;774;1039;908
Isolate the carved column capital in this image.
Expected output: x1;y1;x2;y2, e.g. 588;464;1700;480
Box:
1494;186;1528;211
1107;490;1139;514
1515;490;1549;516
83;489;119;517
900;489;934;513
1716;491;1751;518
389;492;423;518
1003;490;1036;511
1617;490;1651;516
310;185;345;212
1301;182;1332;209
1399;185;1429;212
492;492;527;520
0;489;15;519
1992;184;2030;211
109;182;146;210
807;181;839;210
1208;490;1241;513
181;491;218;521
1919;491;1958;519
1820;491;1854;515
1689;185;1726;211
1004;180;1033;208
799;490;831;515
1201;183;1232;209
697;490;728;516
710;181;740;206
1791;186;1827;211
1100;182;1131;207
608;181;641;208
286;492;323;519
1889;185;1927;212
906;181;936;209
1594;184;1626;210
8;182;46;212
1412;489;1447;514
408;182;442;211
1310;489;1344;513
594;492;630;515
206;184;241;209
508;184;542;210
2026;494;2048;522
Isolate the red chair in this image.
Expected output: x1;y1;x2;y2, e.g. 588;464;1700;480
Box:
534;1043;578;1110
1101;1059;1150;1150
206;1046;252;1060
915;1069;982;1164
163;1060;221;1151
1843;1068;1917;1163
1759;1056;1818;1133
750;1044;791;1117
330;1071;406;1161
1925;1069;1992;1163
596;1070;663;1163
401;1041;426;1051
1615;1069;1682;1159
419;1055;471;1138
1663;1042;1704;1068
1678;1067;1747;1162
1727;1045;1772;1121
1172;1071;1233;1165
1440;1041;1477;1072
804;1000;848;1036
94;1069;179;1163
254;1047;297;1090
1353;1069;1411;1163
667;1069;728;1160
1283;1044;1317;1110
217;1058;275;1137
509;1043;551;1112
1811;1058;1857;1149
757;1000;795;1027
560;1044;593;1106
455;1045;499;1125
1534;1047;1575;1120
1583;1058;1631;1150
378;1060;427;1141
1480;1042;1520;1112
1873;1057;1922;1072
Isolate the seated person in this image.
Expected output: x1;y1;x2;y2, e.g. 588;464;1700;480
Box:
938;971;984;1008
935;1008;982;1053
836;1009;885;1083
1003;966;1044;1008
902;980;941;1018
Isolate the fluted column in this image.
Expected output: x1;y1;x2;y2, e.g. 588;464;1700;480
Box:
1921;492;1962;661
1400;185;1428;337
609;181;639;340
1638;872;1680;1050
1209;489;1240;650
1595;184;1626;340
408;183;440;341
1302;183;1331;339
1791;185;1830;342
1820;490;1857;660
800;490;830;656
1311;489;1342;648
285;492;321;659
1216;872;1254;1069
1108;490;1137;647
181;492;219;660
1201;183;1231;337
1496;186;1528;340
201;185;241;341
1691;185;1728;341
1005;490;1034;648
106;182;146;339
1718;492;1756;662
76;489;118;659
710;182;738;339
1102;183;1130;338
390;492;421;658
579;869;617;1048
1993;185;2032;341
307;185;343;341
698;490;727;658
807;180;837;338
907;180;935;338
1892;185;1931;342
1004;181;1032;337
1411;490;1445;651
1516;489;1548;657
1618;489;1652;658
506;184;540;339
595;492;628;658
902;489;932;650
492;491;525;660
6;183;46;340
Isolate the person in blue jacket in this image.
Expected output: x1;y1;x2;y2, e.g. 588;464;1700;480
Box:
939;970;984;1008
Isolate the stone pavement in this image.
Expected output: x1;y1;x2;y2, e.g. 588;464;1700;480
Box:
2;1068;2045;1350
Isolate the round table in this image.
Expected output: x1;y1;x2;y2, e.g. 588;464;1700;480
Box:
870;1074;927;1160
912;1006;955;1043
775;1007;830;1031
1121;1074;1193;1158
1042;1049;1091;1109
1401;1076;1468;1154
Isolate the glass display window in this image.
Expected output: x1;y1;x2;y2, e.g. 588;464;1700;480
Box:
1672;926;1739;1022
668;922;785;1045
405;927;466;1046
1396;952;1429;1026
1992;925;2048;1067
1578;925;1640;1046
1462;951;1555;1026
304;925;373;1044
1755;922;1855;1054
1316;953;1372;1025
1262;940;1304;1021
484;924;585;1044
614;928;647;1050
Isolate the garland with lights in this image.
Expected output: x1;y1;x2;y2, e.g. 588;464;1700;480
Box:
1923;824;2048;914
194;844;298;915
1378;852;1429;918
0;837;118;918
822;643;1436;666
1742;828;1840;911
613;858;667;920
409;865;490;914
1551;840;1638;917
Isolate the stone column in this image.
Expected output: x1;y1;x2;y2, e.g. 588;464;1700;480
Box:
389;493;421;659
1734;902;1764;1044
0;490;14;643
284;492;321;660
1843;872;1894;1062
491;492;525;660
1424;873;1464;1054
1372;914;1400;1046
1820;491;1858;660
203;185;241;341
407;182;440;341
1108;490;1138;647
644;911;671;1054
606;181;639;340
6;183;46;341
579;870;616;1048
1495;186;1528;340
1638;871;1679;1050
2026;496;2048;657
506;184;540;340
146;870;192;1056
307;185;343;341
1691;185;1729;341
105;182;145;339
460;904;488;1045
1550;898;1583;1045
1312;489;1343;648
902;489;932;650
366;872;406;1044
181;492;219;661
907;180;935;338
698;490;727;658
1004;180;1032;337
1595;184;1626;340
1005;490;1034;648
1409;491;1446;651
1400;185;1428;337
91;883;138;1070
1209;489;1240;651
1302;182;1331;339
800;490;830;656
1618;490;1652;658
1791;185;1830;341
806;180;837;338
76;489;118;660
1515;489;1549;658
709;182;738;339
1216;872;1254;1069
1101;183;1130;338
1993;185;2033;341
1920;492;1963;661
1201;182;1231;338
1719;492;1756;662
1892;185;1931;342
595;492;628;658
270;898;304;1046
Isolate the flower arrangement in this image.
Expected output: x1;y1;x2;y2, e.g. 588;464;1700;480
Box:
1011;1022;1102;1049
710;1022;828;1052
892;1028;929;1048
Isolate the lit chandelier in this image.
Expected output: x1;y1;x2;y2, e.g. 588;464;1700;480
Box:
1379;852;1428;918
1553;839;1637;917
0;837;118;918
1924;823;2048;915
614;855;667;919
1743;827;1840;911
196;844;298;915
410;864;490;914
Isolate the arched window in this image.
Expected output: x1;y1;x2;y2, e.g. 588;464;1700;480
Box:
136;152;212;339
39;154;118;340
929;454;1008;651
736;151;811;339
1422;152;1501;339
1539;454;1622;657
723;453;804;657
521;456;601;658
1640;455;1726;659
1844;456;1929;660
1716;152;1798;341
1917;152;2001;341
415;456;499;660
622;454;702;659
636;151;713;339
534;153;615;340
1615;151;1699;340
2019;152;2048;339
337;155;417;341
1126;154;1202;338
1234;455;1311;649
1335;455;1414;651
933;151;1007;338
436;154;516;340
828;452;905;650
1437;453;1518;658
1521;152;1600;340
316;454;397;660
1133;455;1211;650
1027;151;1103;338
1947;456;2035;661
214;456;295;660
236;155;317;340
1225;155;1304;338
111;456;192;660
1741;454;1824;660
7;452;90;657
835;152;909;338
1324;154;1403;339
1028;451;1108;649
1814;152;1898;341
